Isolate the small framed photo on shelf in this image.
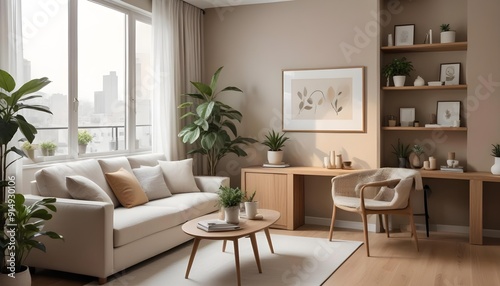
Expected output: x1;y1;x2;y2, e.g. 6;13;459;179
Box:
440;63;461;85
400;107;415;127
436;101;461;127
394;24;415;46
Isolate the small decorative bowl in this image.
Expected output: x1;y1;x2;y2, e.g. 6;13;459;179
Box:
343;161;352;168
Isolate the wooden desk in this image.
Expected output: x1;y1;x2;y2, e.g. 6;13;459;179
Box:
241;166;500;245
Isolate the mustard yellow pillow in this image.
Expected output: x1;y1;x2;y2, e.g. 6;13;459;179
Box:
105;167;148;208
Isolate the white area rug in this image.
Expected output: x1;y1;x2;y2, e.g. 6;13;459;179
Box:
87;233;362;286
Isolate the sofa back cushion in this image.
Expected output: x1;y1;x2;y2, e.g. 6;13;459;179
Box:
132;165;172;200
66;175;114;204
98;157;134;175
127;153;166;168
35;159;120;207
158;158;201;194
105;167;149;208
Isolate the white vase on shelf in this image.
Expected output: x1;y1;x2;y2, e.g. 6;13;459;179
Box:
414;76;425;86
491;157;500;175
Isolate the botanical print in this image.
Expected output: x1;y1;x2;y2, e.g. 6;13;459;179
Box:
291;78;353;120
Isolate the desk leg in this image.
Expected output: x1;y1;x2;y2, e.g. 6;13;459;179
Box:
249;233;263;273
264;227;275;253
469;180;483;245
233;239;241;286
185;237;201;279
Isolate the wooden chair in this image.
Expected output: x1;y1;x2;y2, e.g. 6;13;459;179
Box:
328;168;422;256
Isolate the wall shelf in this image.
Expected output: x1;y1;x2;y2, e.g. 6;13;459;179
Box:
381;42;467;53
382;127;467;131
382;84;467;91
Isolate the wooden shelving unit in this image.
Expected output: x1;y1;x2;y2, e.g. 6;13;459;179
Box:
382;84;467;91
382;127;467;131
381;42;467;53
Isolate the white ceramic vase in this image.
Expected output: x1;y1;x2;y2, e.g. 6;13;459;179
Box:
244;201;258;219
393;75;406;87
440;31;456;43
267;150;283;164
414;76;425;86
224;206;240;224
491;157;500;175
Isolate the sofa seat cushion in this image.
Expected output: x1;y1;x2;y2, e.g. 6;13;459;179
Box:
145;192;219;221
113;206;184;247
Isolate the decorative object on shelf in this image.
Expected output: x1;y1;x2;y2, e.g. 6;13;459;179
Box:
391;139;410;168
440;23;456;43
0;193;63;283
388;33;393;46
437;101;461;127
21;141;37;161
178;66;257;176
342;161;352;169
387;115;397;127
335;154;343;169
243;190;258;219
440;63;461;85
423;160;430;170
411;144;425;168
490;144;500;175
78;129;93;154
400;107;415;127
414;76;425;86
323;156;331;169
429;156;437;170
40;141;57;156
282;67;365;132
217;186;244;224
394;24;415;46
262;129;290;165
329;150;336;168
428;81;444;86
382;57;414;87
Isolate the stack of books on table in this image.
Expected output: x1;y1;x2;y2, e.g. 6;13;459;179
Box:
197;219;240;232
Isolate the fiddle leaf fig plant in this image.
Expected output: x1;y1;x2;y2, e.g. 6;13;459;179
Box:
178;66;257;176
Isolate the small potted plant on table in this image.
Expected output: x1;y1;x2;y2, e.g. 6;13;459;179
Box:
262;130;290;165
218;186;244;224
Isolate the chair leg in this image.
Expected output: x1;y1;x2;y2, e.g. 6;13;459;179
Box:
384;214;390;238
328;206;337;241
409;212;419;252
361;213;370;257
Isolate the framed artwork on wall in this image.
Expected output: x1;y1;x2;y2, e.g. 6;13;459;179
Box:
282;66;365;132
437;101;461;127
440;63;461;85
394;24;415;46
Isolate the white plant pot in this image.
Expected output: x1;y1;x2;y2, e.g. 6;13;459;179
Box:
244;201;258;219
393;75;406;87
440;31;456;43
267;150;284;164
0;265;31;286
79;144;87;154
491;157;500;175
224;206;240;224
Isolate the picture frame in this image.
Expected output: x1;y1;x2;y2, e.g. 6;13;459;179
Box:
394;24;415;46
436;101;461;127
440;63;461;85
282;66;365;132
399;107;415;127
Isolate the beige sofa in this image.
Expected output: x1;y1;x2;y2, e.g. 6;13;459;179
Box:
24;153;228;284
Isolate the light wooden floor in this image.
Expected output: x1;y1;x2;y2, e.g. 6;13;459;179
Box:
32;225;500;286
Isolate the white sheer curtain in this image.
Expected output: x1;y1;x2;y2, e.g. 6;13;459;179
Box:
0;0;25;193
152;0;203;167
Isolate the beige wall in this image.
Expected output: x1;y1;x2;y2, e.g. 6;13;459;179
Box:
204;0;500;231
204;0;380;221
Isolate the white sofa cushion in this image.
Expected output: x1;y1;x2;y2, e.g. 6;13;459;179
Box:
66;175;114;204
35;159;120;207
158;159;201;194
113;205;185;247
145;192;219;221
98;157;134;175
133;165;172;200
127;153;166;168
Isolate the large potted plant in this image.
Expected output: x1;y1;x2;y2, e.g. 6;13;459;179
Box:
261;130;290;164
0;69;52;276
382;57;414;87
78;129;93;154
0;194;63;283
491;144;500;175
217;186;244;224
178;66;257;176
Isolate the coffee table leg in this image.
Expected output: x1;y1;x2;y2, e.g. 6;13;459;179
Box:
264;227;275;254
233;239;241;286
249;233;262;273
185;238;201;279
222;240;227;252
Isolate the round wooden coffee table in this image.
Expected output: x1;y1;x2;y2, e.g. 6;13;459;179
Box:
182;209;280;286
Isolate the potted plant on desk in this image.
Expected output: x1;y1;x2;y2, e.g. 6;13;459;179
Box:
491;144;500;175
391;139;411;168
262;130;290;165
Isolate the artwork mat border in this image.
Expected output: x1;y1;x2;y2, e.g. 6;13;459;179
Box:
282;66;366;133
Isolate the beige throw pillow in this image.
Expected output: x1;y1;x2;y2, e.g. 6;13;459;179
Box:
133;165;172;200
157;158;200;194
105;167;149;208
66;175;113;204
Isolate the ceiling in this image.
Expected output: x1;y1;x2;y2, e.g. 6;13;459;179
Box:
183;0;292;9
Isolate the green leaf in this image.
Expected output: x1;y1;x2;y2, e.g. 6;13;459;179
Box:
222;120;237;137
220;86;242;93
184;128;200;144
12;77;51;103
15;115;38;143
194;118;209;130
0;69;16;92
201;132;217;150
191;81;212;98
177;101;193;109
210;66;223;93
197;101;215;120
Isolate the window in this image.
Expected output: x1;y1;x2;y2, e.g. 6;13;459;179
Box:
21;0;152;160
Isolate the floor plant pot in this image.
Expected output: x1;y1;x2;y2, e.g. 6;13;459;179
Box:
267;150;284;164
440;31;456;43
0;266;31;286
491;157;500;175
244;201;258;219
224;206;240;224
393;75;406;87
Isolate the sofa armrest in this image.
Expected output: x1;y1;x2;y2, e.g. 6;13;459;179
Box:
194;176;230;193
23;194;114;280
